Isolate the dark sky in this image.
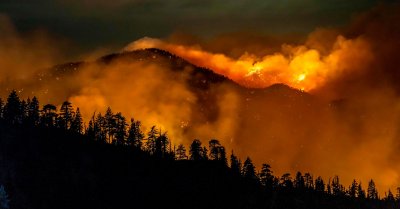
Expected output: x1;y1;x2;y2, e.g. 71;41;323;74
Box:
0;0;394;50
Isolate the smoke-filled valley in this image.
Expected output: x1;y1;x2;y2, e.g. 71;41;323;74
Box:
1;4;400;195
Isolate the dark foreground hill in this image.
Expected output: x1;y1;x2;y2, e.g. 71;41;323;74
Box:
0;118;397;209
0;123;263;209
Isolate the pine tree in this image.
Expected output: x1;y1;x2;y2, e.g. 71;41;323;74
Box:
315;176;325;192
104;107;115;143
209;139;221;160
331;176;343;196
386;190;395;202
259;164;274;189
86;118;95;140
114;112;127;145
4;90;22;124
27;96;40;125
280;173;293;188
242;157;257;180
146;126;158;154
201;146;208;160
155;131;169;157
367;179;378;199
175;144;187;160
230;151;242;175
0;185;9;209
71;108;83;134
189;139;203;161
20;99;28;121
94;113;106;143
304;173;314;189
357;181;366;199
294;172;305;189
41;104;57;127
349;180;358;198
59;101;74;130
127;118;144;149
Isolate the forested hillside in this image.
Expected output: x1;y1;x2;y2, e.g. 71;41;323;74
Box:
0;90;399;209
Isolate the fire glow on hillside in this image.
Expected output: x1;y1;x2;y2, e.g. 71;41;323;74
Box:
124;35;371;92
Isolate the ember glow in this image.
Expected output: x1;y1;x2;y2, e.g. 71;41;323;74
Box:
124;35;372;92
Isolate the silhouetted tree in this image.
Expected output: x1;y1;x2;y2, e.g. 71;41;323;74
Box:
315;176;325;192
20;99;28;121
331;176;344;196
104;107;115;143
349;180;358;198
114;112;127;145
59;101;74;130
4;90;22;124
94;113;106;143
155;131;169;157
201;146;209;160
357;181;366;199
294;172;305;189
189;139;203;161
127;118;144;149
367;179;378;199
304;173;314;189
386;190;395;202
209;139;221;160
242;157;257;180
175;144;187;160
146;126;158;154
71;108;83;134
27;96;40;125
280;173;293;188
259;164;274;190
86;118;95;139
230;151;242;175
41;104;57;127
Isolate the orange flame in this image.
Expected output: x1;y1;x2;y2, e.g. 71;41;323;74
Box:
124;36;372;92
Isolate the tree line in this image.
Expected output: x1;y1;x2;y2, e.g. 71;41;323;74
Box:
0;90;399;208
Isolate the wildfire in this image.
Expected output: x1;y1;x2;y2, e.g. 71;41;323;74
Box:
124;35;371;92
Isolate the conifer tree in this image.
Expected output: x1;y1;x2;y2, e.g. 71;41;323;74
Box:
71;108;83;134
230;151;242;175
104;107;115;143
146;126;158;154
127;118;144;149
357;181;366;199
259;164;274;189
367;179;378;199
175;144;187;160
27;96;40;125
59;101;74;130
242;157;257;180
349;180;358;198
41;104;57;127
114;112;127;145
4;90;22;124
315;176;325;192
189;139;203;161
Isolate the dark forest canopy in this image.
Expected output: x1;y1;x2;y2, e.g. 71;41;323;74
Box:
0;90;399;209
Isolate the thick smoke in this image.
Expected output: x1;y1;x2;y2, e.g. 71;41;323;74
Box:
1;5;400;193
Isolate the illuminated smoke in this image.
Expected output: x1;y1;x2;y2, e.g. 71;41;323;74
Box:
124;35;372;92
